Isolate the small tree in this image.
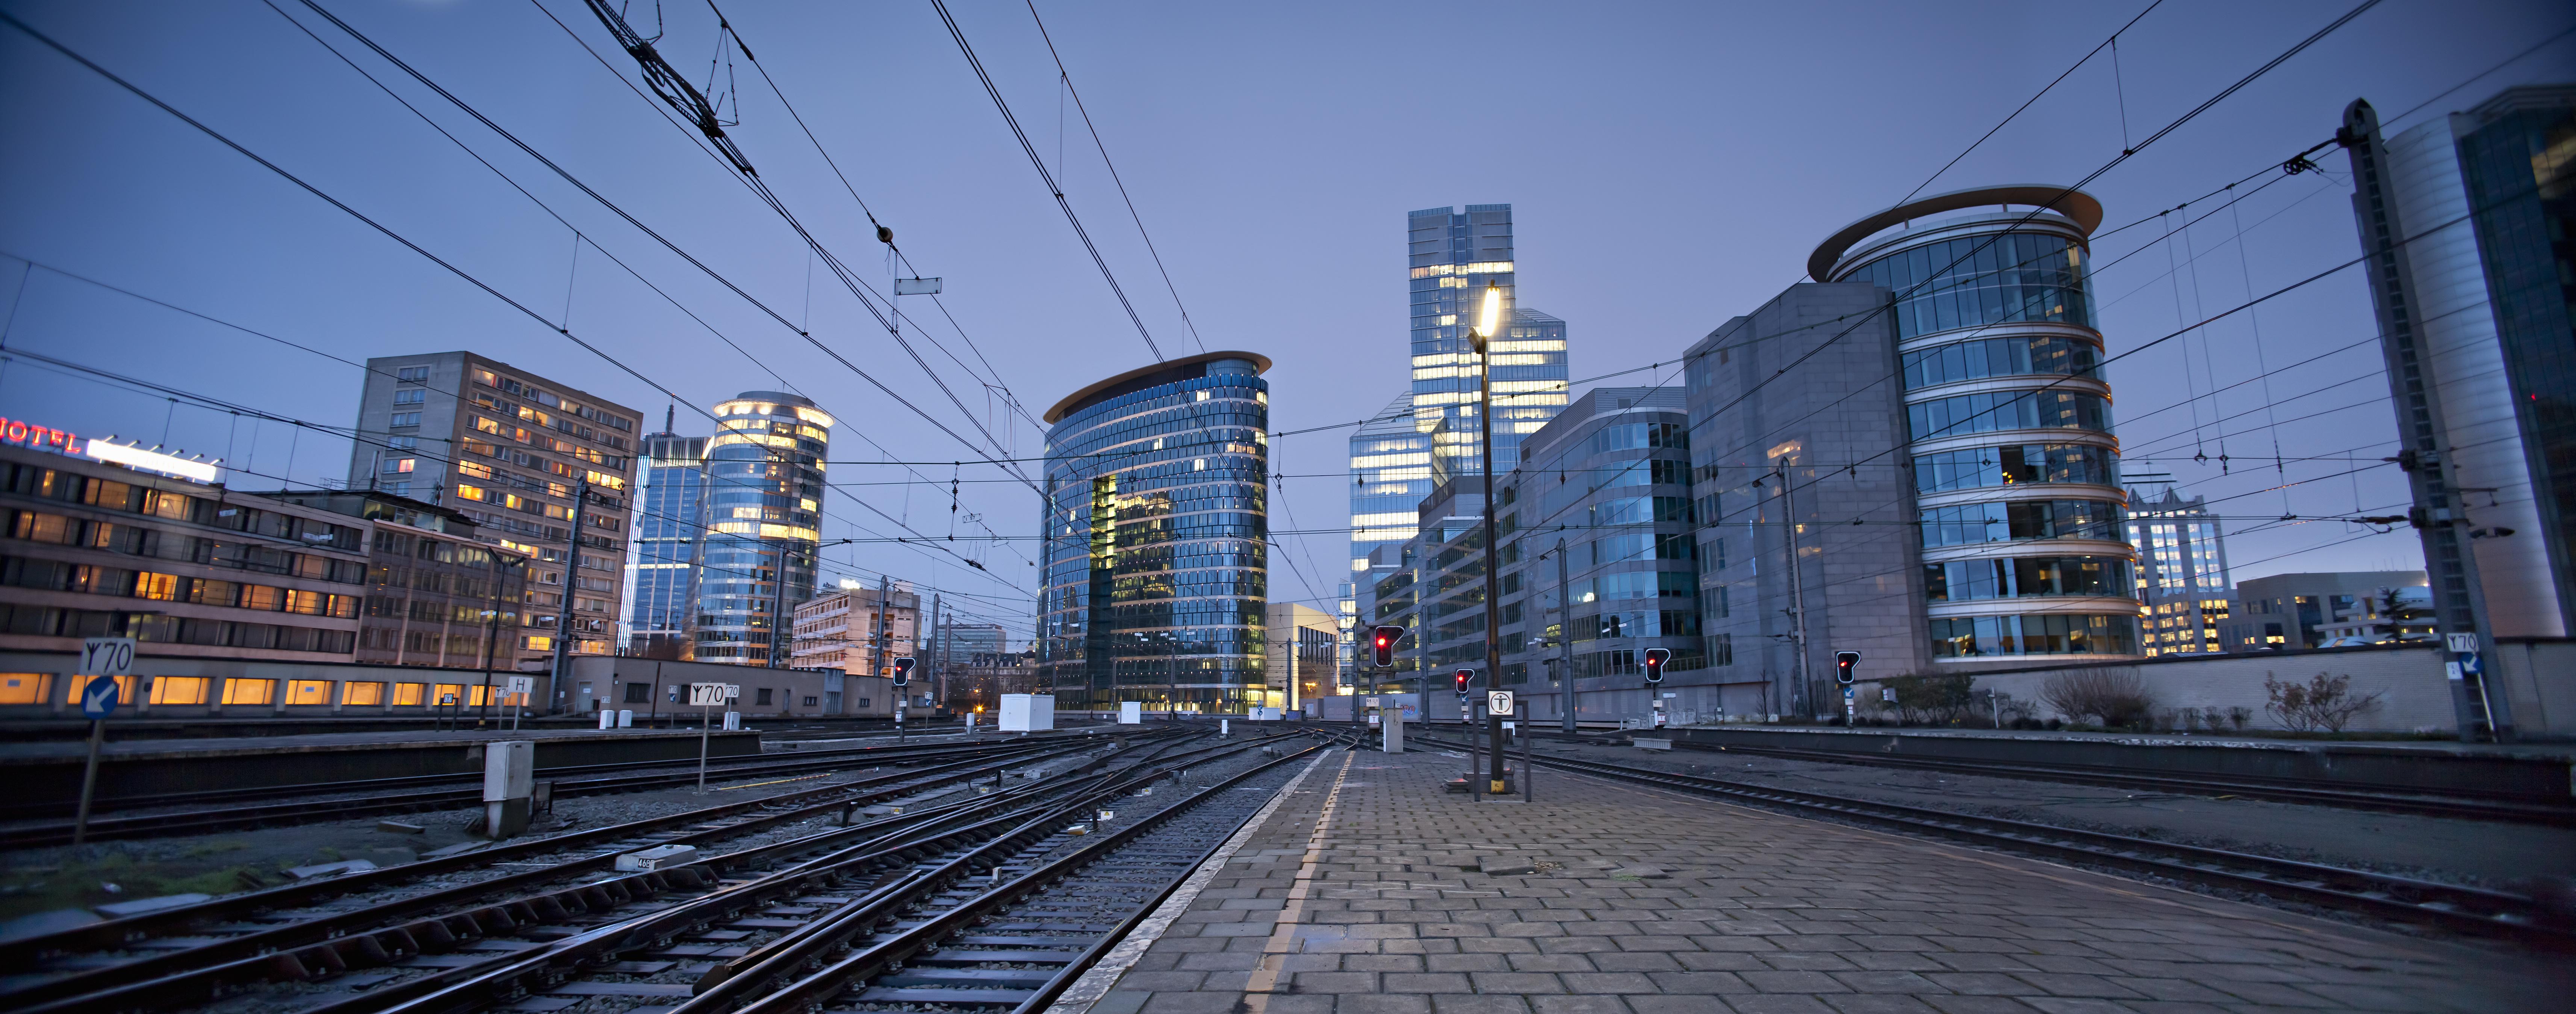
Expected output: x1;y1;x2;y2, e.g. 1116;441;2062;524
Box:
2038;671;2157;728
2264;671;2384;732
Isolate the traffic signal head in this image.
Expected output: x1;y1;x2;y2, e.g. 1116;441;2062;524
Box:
892;657;917;686
1371;625;1402;668
1643;647;1670;684
1834;651;1859;685
1454;668;1474;694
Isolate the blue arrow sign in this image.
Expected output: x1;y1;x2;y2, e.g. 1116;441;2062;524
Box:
79;676;120;719
2458;652;2484;676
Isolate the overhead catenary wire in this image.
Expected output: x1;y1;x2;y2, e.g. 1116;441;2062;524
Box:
0;8;1028;594
927;0;1168;362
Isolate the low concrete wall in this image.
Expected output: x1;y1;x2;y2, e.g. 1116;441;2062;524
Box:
1665;725;2576;803
1868;639;2574;737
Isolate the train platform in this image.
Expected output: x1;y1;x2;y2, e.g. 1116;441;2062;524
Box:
0;727;761;806
1061;743;2571;1014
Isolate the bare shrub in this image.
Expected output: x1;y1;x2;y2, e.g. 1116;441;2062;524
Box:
1881;672;1976;725
2263;671;2384;733
2037;671;2157;728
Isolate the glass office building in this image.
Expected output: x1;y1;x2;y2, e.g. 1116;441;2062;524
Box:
1810;185;2140;663
2123;487;2231;656
624;423;708;659
690;392;831;664
1038;352;1272;713
1351;205;1569;613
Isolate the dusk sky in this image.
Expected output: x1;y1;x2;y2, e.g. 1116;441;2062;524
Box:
1;0;2569;634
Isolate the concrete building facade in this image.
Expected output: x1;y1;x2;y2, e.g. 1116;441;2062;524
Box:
342;352;640;669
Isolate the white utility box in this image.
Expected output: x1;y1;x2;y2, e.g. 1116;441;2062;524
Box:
615;844;699;871
1000;693;1056;733
1118;701;1142;725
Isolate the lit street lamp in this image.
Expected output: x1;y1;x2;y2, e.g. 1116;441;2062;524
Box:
1470;281;1509;795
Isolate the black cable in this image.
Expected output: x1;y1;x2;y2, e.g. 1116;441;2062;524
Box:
927;0;1165;361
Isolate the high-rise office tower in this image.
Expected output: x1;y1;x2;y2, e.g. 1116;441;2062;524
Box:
2340;86;2573;639
2123;487;2232;656
623;411;708;659
344;352;640;669
1349;205;1570;620
689;392;831;665
1688;186;2139;716
1038;352;1272;714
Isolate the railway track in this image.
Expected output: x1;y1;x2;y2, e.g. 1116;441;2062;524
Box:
2;728;1273;1014
1415;733;2575;946
1670;739;2576;827
352;733;1328;1014
0;736;1113;848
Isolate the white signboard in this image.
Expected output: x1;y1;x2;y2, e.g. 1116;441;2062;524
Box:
1486;690;1515;717
2445;633;2479;653
688;683;730;706
79;637;135;677
505;676;535;695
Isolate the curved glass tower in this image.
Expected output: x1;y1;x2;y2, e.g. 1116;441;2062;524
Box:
1039;353;1271;713
1812;186;2139;662
692;391;831;664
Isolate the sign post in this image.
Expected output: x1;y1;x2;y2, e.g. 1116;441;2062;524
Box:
1485;690;1514;795
505;676;535;731
71;637;134;848
690;683;730;791
892;658;915;745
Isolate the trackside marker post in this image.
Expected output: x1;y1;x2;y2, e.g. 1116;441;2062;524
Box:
690;683;731;790
71;636;134;848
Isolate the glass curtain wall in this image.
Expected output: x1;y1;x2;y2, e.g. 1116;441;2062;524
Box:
1040;357;1270;713
691;393;830;664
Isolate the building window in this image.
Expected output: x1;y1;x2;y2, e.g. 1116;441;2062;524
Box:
221;678;275;705
392;389;426;405
756;688;774;705
384;458;416;474
432;684;466;706
390;413;422;428
803;696;818;706
0;672;48;704
149;676;207;705
391;682;426;706
396;365;431;383
343;682;384;705
284;680;331;705
625;683;651;703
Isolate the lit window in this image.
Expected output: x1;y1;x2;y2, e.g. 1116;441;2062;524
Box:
284;680;332;705
221;679;275;705
342;682;384;705
149;676;207;705
384;458;416;474
0;673;50;704
455;484;487;502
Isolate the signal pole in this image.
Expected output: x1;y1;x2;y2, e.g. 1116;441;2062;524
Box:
1556;538;1575;735
1776;459;1813;719
547;480;591;707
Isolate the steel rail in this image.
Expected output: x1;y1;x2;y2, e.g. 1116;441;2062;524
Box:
0;737;1125;1008
8;731;1234;1014
334;733;1317;1014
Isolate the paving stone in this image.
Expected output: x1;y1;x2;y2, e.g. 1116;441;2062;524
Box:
1080;747;2561;1014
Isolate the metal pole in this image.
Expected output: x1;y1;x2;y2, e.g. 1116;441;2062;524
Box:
477;603;502;728
1556;538;1574;734
71;717;104;847
1475;320;1505;796
928;592;943;713
1777;461;1812;719
697;700;711;791
1168;629;1179;721
548;480;591;706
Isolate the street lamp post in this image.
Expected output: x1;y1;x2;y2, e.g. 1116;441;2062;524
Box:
1471;281;1508;795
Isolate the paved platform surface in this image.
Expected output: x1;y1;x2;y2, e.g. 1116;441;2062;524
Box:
1076;745;2570;1014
